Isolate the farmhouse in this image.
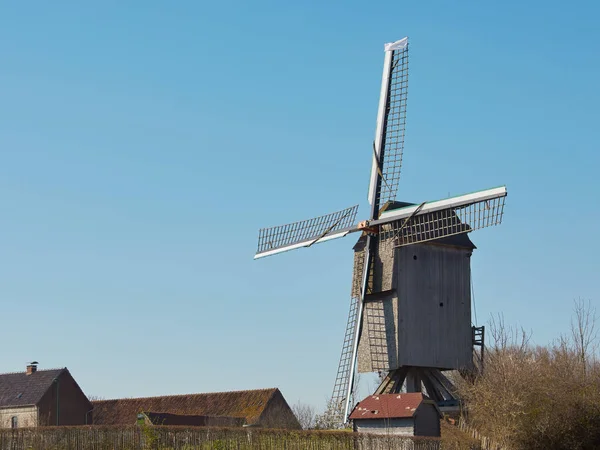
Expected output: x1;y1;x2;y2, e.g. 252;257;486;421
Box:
0;363;92;428
92;387;300;429
349;393;441;437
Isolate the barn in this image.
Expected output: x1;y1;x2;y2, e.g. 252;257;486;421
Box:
92;388;300;429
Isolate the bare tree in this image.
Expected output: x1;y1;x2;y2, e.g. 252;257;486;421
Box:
313;397;350;430
291;401;316;430
489;313;531;353
570;297;598;375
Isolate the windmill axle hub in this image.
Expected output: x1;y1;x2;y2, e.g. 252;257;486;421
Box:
357;220;379;234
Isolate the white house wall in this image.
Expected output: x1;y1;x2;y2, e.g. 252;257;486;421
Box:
354;418;415;435
0;406;37;428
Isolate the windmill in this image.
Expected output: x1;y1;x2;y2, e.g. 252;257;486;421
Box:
253;37;507;425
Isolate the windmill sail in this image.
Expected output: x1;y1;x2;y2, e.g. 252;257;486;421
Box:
328;237;368;424
255;205;359;259
330;37;410;426
368;37;409;214
376;186;507;246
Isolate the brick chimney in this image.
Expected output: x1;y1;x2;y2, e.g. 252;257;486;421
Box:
26;362;38;375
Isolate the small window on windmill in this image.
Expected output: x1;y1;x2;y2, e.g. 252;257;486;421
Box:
16;393;22;399
11;416;17;429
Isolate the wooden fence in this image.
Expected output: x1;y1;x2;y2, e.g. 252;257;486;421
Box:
456;421;504;450
0;425;455;450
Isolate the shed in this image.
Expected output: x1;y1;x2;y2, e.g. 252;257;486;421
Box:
349;393;441;437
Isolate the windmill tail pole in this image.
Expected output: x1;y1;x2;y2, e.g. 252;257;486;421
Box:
343;235;373;422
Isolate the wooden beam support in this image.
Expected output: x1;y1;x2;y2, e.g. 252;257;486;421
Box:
357;220;379;235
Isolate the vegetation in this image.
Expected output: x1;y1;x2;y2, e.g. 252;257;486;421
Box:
456;298;600;450
291;401;316;430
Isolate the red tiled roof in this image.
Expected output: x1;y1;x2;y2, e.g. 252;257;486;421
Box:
349;393;436;420
92;388;278;426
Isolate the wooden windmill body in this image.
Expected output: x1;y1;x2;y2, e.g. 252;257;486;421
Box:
354;204;478;403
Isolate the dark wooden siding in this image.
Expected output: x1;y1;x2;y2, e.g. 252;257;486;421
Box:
37;371;92;426
256;390;301;429
414;403;441;437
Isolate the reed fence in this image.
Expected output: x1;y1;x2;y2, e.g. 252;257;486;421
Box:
0;425;451;450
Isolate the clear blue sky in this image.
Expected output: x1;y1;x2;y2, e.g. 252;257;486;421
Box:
1;1;598;410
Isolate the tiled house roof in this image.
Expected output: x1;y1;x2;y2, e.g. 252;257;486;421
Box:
349;393;440;420
0;368;65;408
142;412;245;427
92;388;281;426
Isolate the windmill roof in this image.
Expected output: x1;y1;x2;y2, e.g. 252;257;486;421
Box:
92;388;279;426
0;368;65;408
349;393;440;420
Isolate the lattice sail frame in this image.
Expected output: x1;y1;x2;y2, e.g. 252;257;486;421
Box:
379;42;408;206
327;243;367;426
255;205;359;258
368;38;409;211
379;194;506;248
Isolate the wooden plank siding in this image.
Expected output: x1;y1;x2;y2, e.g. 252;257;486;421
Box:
414;404;442;437
358;241;473;372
